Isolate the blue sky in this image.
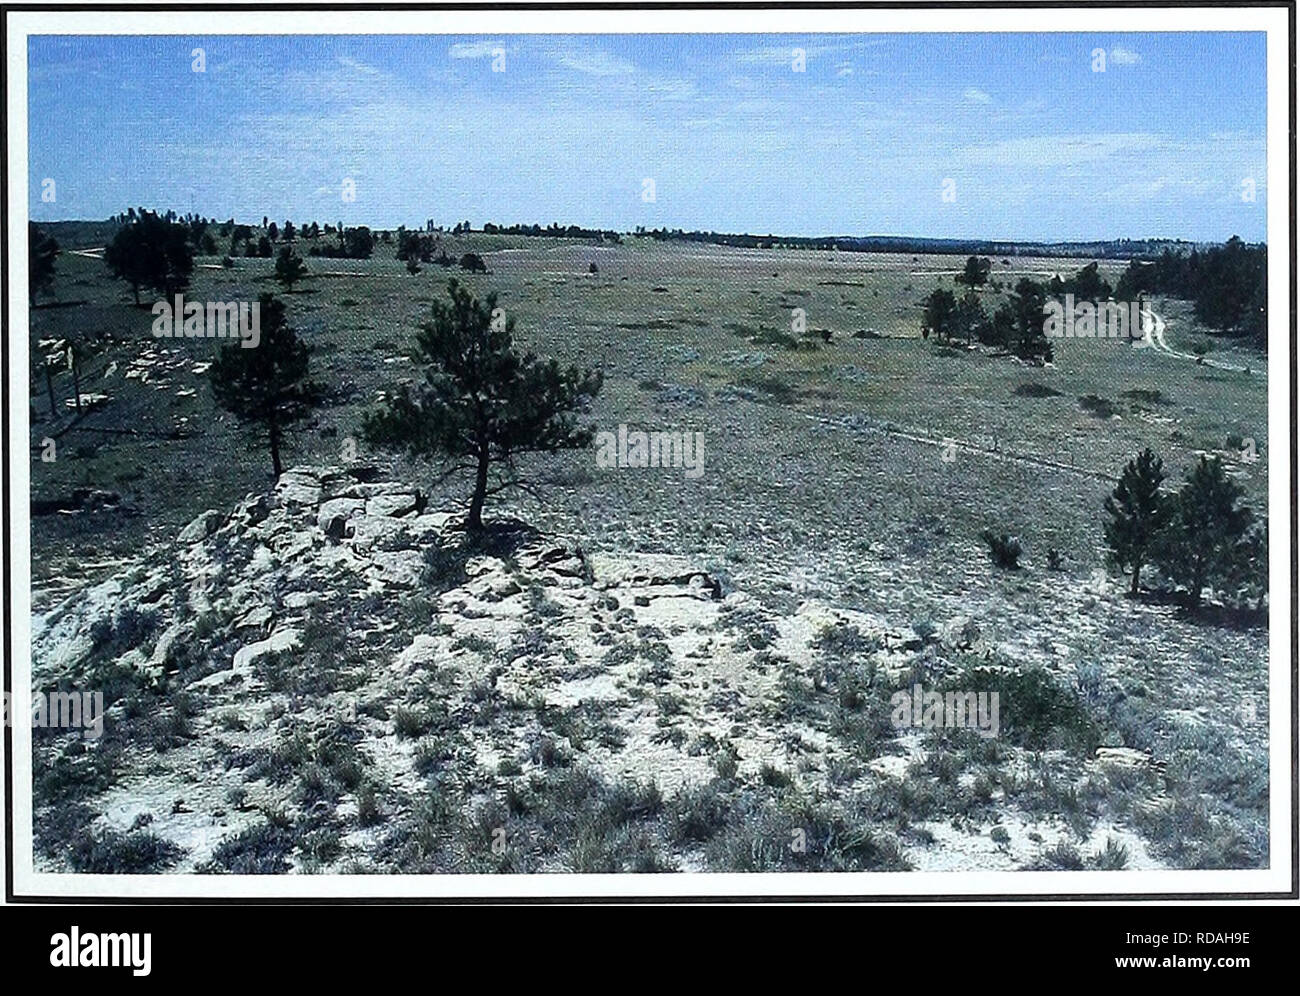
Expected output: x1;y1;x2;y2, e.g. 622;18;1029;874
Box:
28;32;1267;241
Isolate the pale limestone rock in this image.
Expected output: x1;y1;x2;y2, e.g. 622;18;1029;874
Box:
275;470;321;507
234;606;273;630
232;627;300;672
317;497;366;531
178;509;224;545
366;493;419;518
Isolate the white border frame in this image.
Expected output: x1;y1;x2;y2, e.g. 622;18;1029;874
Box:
3;2;1293;901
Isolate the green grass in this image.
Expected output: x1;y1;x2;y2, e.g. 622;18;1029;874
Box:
29;241;1267;594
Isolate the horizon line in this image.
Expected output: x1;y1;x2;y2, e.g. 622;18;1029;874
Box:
31;215;1265;250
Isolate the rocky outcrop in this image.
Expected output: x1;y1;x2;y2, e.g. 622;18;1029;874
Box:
32;464;745;699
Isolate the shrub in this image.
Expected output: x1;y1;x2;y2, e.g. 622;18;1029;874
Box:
1036;840;1085;870
759;764;793;789
422;539;469;591
204;822;294;874
669;781;730;843
69;828;184;873
393;706;432;740
1089;837;1130;870
1078;394;1119;419
980;530;1022;569
946;662;1099;752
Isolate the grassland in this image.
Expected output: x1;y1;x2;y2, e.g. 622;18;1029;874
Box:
27;230;1271;874
30;234;1267;594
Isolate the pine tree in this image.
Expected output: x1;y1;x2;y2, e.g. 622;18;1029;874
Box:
1223;522;1268;612
209;294;321;479
29;222;59;306
955;291;988;347
921;288;957;342
956;256;991;288
1104;448;1172;597
1009;278;1052;363
363;279;602;531
274;246;308;292
1155;455;1254;607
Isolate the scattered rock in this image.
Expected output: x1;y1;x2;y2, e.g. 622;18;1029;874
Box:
234;606;273;631
366;493;419;518
939;615;982;651
317;497;365;531
178;509;224;545
231;627;300;672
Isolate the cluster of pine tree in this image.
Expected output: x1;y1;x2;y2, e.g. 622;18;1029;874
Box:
395;229;449;265
1104;449;1266;611
306;226;375;260
103;210;197;304
920;277;1054;363
923;239;1267;359
1114;237;1266;347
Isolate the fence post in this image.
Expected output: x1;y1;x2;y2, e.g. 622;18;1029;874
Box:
44;359;57;417
69;346;82;413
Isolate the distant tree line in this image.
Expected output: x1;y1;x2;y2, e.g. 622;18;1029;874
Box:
481;222;621;243
221;219;380;259
95;206;505;308
633;228;1201;258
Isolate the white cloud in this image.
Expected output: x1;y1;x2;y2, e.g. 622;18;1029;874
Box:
1110;47;1141;65
836;62;854;77
963;87;993;104
448;41;503;60
734;38;886;67
643;76;699;102
958;132;1164;167
555;48;635;76
336;55;382;75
